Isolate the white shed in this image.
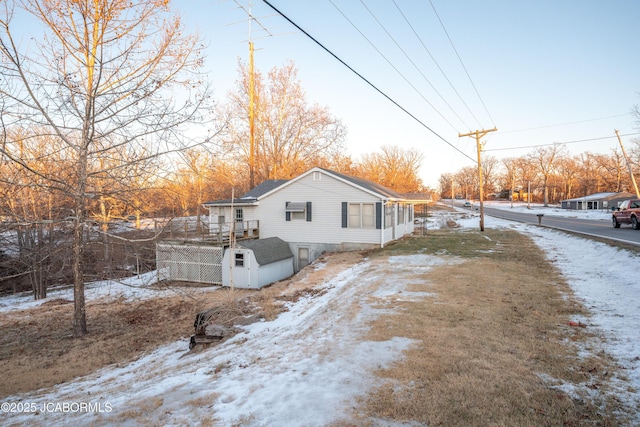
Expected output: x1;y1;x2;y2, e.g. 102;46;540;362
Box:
222;237;294;289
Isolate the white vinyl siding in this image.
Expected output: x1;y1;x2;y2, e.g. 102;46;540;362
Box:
257;171;383;245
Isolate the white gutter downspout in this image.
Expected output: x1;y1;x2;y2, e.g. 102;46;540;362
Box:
380;198;385;248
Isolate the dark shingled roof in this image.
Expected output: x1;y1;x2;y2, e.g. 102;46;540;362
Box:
319;168;403;199
203;179;288;206
237;237;293;266
204;168;416;206
241;179;289;199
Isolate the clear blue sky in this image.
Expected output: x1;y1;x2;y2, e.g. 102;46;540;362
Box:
101;1;640;188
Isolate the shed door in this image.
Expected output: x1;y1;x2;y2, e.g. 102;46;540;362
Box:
298;247;309;271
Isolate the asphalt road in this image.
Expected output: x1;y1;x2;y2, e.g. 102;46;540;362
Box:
479;205;640;247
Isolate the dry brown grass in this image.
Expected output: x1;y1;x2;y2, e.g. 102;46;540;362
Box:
0;286;258;398
0;251;364;400
344;228;628;426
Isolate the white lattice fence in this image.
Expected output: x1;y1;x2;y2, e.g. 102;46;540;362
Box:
156;242;223;284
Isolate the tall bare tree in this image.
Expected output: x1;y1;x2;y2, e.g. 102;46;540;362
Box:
356;145;423;193
528;144;564;206
0;0;212;336
481;155;499;196
556;156;579;201
219;61;347;183
438;173;454;199
454;166;478;200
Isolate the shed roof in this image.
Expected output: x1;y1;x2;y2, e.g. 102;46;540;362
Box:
237;237;293;266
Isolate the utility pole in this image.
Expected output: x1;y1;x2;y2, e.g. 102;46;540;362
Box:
246;0;256;189
615;129;640;198
248;40;256;189
458;128;497;231
451;177;454;208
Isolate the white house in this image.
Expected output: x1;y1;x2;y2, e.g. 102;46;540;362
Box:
203;167;431;271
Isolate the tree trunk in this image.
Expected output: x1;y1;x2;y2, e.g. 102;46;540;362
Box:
73;141;89;337
72;218;87;337
33;222;46;299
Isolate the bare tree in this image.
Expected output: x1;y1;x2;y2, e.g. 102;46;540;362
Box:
0;0;212;336
528;144;564;206
593;150;626;193
438;173;454;199
481;155;499;197
556;156;579;201
219;61;347;183
500;158;519;202
356;145;424;193
454;166;478;200
0;129;72;298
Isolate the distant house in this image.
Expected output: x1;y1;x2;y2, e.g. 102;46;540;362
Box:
203;167;431;272
560;192;636;210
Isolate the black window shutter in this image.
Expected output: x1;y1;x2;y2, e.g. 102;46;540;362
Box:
306;202;312;221
285;201;291;221
341;202;347;228
376;202;382;229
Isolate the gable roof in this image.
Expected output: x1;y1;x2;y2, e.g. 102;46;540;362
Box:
237;237;293;265
253;167;408;202
203;167;421;207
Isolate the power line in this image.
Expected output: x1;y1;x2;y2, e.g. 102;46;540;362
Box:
261;0;476;163
499;113;632;134
483;132;640;152
327;0;459;131
392;0;481;130
352;0;470;131
428;0;495;127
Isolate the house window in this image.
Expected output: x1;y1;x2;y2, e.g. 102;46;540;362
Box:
349;203;375;228
235;252;244;267
385;204;393;229
397;204;405;224
235;208;243;222
286;202;311;221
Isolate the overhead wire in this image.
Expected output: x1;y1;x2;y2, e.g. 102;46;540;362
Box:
351;0;470;131
428;0;496;128
483;132;640;152
499;113;632;134
261;0;477;163
392;0;482;130
327;0;459;132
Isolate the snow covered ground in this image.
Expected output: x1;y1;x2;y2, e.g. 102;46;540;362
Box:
1;202;638;426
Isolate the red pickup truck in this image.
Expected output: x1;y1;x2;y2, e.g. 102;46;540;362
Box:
612;199;640;229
